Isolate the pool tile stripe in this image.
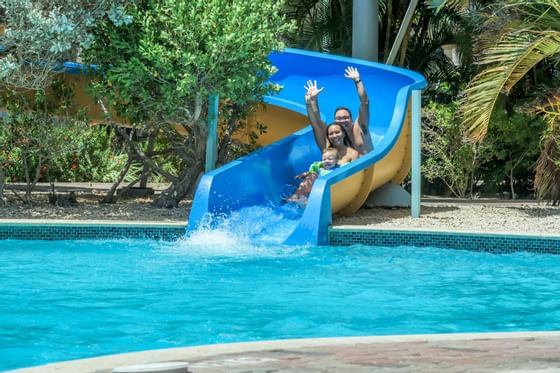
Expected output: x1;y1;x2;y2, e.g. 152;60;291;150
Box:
329;227;560;254
0;221;558;254
0;222;184;240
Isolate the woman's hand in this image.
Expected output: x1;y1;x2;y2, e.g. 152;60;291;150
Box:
304;80;324;103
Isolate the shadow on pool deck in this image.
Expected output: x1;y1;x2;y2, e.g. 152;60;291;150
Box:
9;332;560;373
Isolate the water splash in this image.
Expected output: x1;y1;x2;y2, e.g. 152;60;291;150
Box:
178;204;305;257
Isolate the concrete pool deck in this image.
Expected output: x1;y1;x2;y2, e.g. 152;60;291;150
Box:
8;332;560;373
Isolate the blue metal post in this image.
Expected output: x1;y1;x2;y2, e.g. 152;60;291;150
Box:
205;93;219;172
411;89;422;218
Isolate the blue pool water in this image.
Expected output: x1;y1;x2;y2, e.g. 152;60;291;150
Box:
2;219;560;370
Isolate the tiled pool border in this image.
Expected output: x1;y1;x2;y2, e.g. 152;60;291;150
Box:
1;221;559;254
0;221;185;241
329;227;560;254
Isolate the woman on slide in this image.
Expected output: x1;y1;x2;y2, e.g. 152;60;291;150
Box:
287;123;359;205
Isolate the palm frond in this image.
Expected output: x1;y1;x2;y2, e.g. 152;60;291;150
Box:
461;31;560;140
532;89;560;202
405;4;472;70
534;89;560;127
425;0;470;12
460;67;508;139
534;131;560;202
512;0;560;20
283;0;351;54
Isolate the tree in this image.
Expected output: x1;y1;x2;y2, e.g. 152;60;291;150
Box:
0;1;132;204
86;0;293;207
456;0;560;141
0;0;131;91
450;0;560;201
283;0;352;55
422;101;491;197
533;91;560;203
480;109;543;199
0;80;89;204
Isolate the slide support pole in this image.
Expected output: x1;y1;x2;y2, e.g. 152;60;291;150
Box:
206;93;219;172
411;89;422;218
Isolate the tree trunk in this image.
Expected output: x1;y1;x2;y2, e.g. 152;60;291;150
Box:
153;119;207;208
0;168;5;207
22;151;32;204
534;134;560;203
397;21;412;67
469;145;478;198
383;0;393;61
152;161;204;208
509;168;516;200
101;155;134;204
217;106;241;164
140;131;158;188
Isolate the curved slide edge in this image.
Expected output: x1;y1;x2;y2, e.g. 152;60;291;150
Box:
188;48;426;245
283;86;415;245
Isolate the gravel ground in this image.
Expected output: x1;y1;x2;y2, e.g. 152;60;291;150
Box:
0;191;190;222
333;201;560;235
1;184;559;235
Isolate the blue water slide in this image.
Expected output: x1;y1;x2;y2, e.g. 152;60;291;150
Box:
188;48;426;245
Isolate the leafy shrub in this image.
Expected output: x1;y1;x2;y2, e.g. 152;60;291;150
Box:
422;101;491;198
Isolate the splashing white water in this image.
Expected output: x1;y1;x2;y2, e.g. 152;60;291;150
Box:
174;204;304;257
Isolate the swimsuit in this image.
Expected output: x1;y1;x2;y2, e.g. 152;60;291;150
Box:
308;161;338;176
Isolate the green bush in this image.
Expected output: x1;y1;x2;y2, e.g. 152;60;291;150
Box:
478;109;544;198
422;101;544;198
42;126;139;183
422;101;490;198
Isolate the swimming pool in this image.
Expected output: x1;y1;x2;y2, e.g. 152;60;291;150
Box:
2;231;560;371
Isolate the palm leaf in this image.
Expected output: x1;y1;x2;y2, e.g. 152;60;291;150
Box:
533;89;560;129
461;31;560;140
534;118;560;202
512;0;560;19
425;0;470;12
283;0;351;54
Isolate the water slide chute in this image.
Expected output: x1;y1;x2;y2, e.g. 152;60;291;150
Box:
188;48;426;245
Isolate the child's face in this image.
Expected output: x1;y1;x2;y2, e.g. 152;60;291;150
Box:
322;152;338;169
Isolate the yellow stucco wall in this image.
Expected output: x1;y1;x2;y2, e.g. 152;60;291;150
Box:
244;104;309;146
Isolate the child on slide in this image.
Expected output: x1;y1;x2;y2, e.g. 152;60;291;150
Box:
287;148;340;204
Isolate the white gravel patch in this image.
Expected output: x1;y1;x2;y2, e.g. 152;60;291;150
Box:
333;202;560;236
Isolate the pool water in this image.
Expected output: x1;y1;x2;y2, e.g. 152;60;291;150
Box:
2;232;560;372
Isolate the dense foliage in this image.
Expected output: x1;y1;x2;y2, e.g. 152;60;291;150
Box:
0;81;90;203
0;0;557;204
455;0;560;200
85;0;292;207
0;0;131;90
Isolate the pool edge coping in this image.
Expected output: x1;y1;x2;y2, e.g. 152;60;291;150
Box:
7;331;560;373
